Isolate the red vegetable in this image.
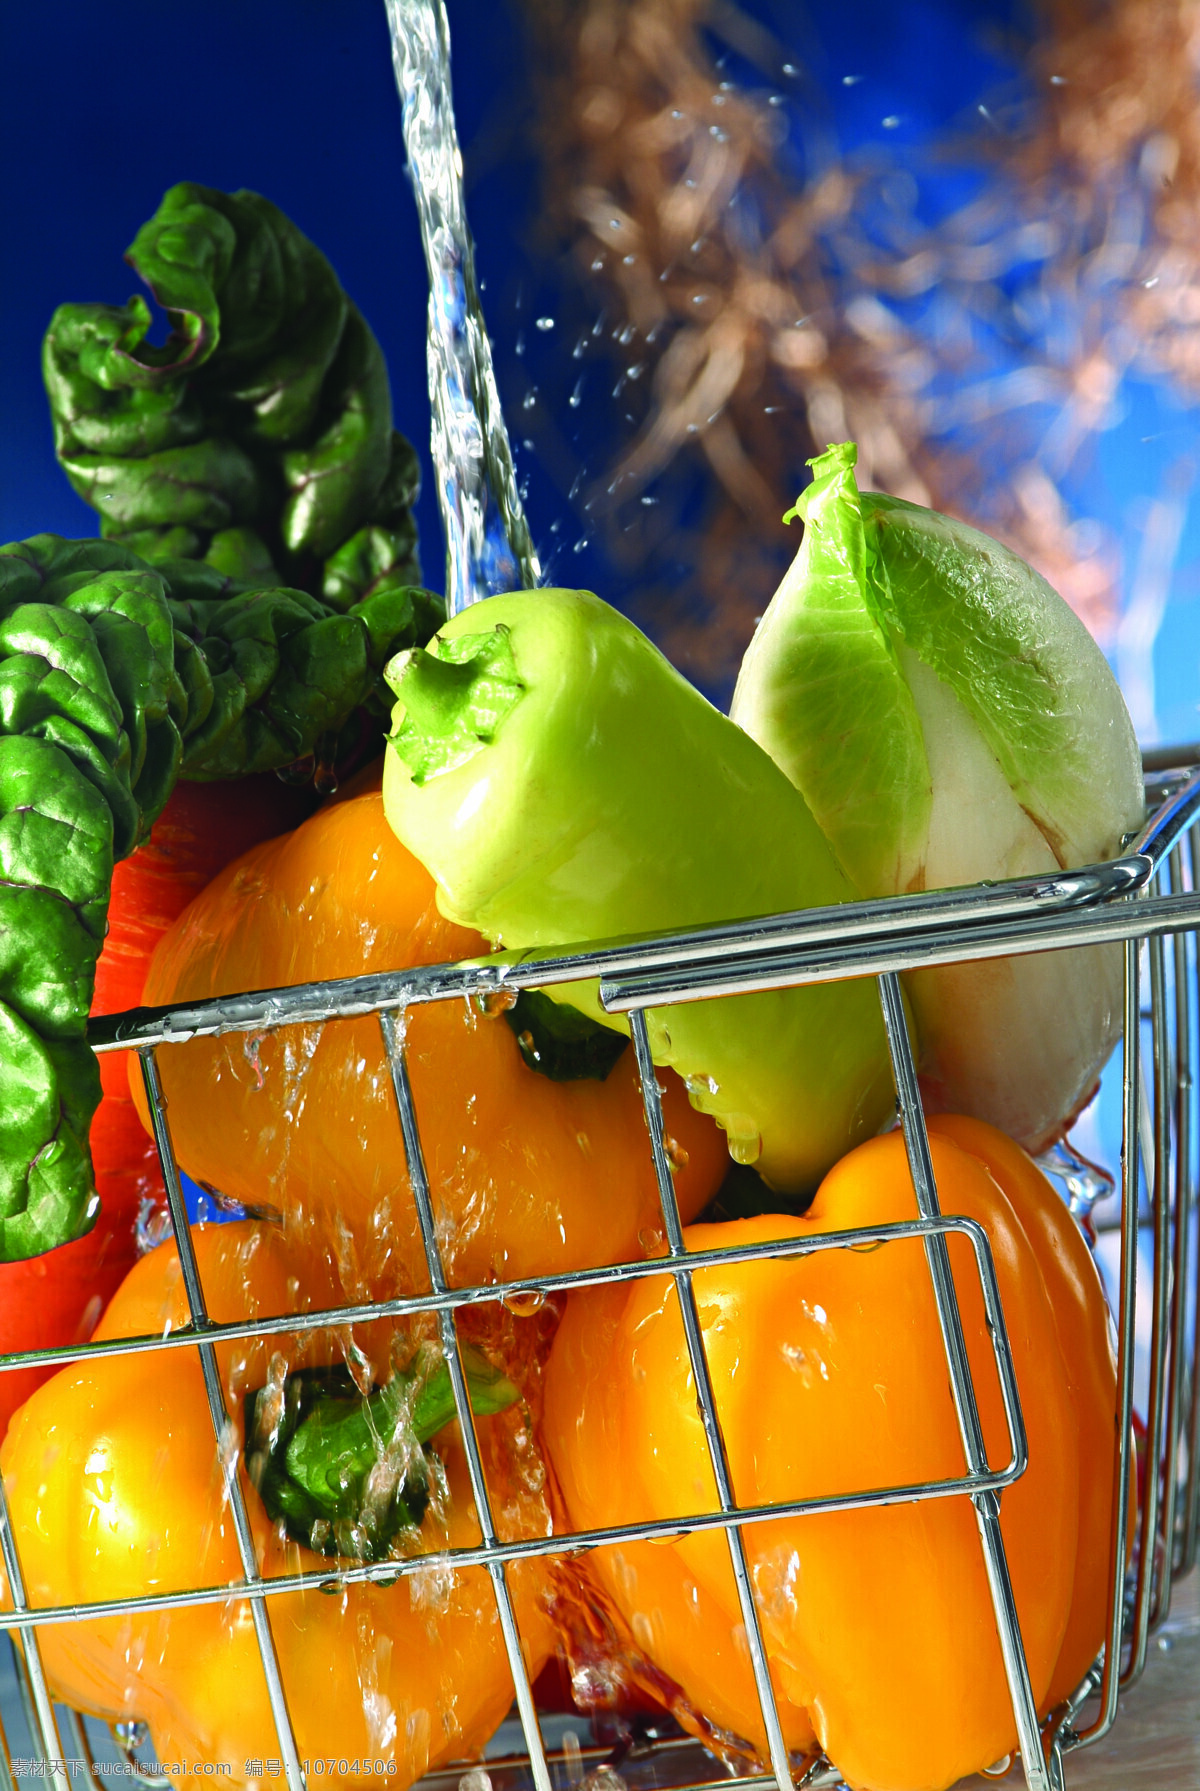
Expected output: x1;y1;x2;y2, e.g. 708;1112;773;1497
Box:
0;775;313;1433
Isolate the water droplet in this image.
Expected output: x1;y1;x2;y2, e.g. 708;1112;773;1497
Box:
276;753;316;787
573;537;590;554
569;376;585;409
535;315;555;332
725;1115;762;1165
980;1755;1012;1779
136;1195;173;1255
114;1720;152;1760
243;1031;267;1091
502;1289;546;1318
217;1417;241;1483
1035;1135;1114;1241
562;1730;584;1788
664;1136;690;1172
882;115;901;129
590;257;604;272
522;388;538;411
571;1661;623;1707
638;1226;665;1256
474;986;519;1017
583;1764;627;1791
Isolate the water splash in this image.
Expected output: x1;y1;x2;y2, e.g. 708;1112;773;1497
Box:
386;0;541;613
1035;1134;1116;1242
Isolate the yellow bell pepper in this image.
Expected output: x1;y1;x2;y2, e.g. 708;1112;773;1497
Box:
543;1119;1122;1791
1;1221;554;1787
135;789;729;1298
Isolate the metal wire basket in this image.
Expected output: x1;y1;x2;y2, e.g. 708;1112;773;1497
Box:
2;749;1199;1791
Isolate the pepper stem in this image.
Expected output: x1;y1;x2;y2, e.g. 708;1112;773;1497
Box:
245;1343;518;1561
385;624;525;784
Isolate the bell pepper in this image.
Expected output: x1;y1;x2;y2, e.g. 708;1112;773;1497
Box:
0;772;317;1434
543;1119;1121;1791
381;586;896;1195
135;787;729;1296
0;1221;555;1785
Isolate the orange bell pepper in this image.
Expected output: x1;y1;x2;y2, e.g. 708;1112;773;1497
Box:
924;1114;1123;1711
0;1221;554;1787
0;774;314;1436
543;1121;1120;1791
134;790;728;1299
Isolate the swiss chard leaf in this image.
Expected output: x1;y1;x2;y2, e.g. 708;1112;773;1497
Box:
0;535;443;1260
43;183;421;605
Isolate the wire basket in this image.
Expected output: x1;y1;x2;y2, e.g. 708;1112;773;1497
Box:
2;750;1199;1791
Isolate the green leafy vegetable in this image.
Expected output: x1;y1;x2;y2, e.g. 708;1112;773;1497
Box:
43;182;420;604
4;185;448;1263
0;535;443;1262
0;536;182;1257
731;441;1146;1149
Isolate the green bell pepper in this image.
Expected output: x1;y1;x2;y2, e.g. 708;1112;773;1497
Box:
382;588;895;1195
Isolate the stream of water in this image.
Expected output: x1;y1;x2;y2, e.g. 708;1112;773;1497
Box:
385;0;541;614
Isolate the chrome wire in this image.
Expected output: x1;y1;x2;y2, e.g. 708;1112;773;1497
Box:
1125;936;1173;1687
877;973;1048;1791
627;1008;796;1791
2;771;1199;1791
0;1472;68;1782
378;1009;553;1791
1155;846;1192;1620
137;1050;305;1791
1183;826;1200;1576
86;885;1200;1059
1072;936;1144;1752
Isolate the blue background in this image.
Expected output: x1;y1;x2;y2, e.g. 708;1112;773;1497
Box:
4;0;1197;744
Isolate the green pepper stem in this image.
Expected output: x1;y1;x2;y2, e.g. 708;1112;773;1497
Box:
386;625;525;784
246;1344;518;1561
